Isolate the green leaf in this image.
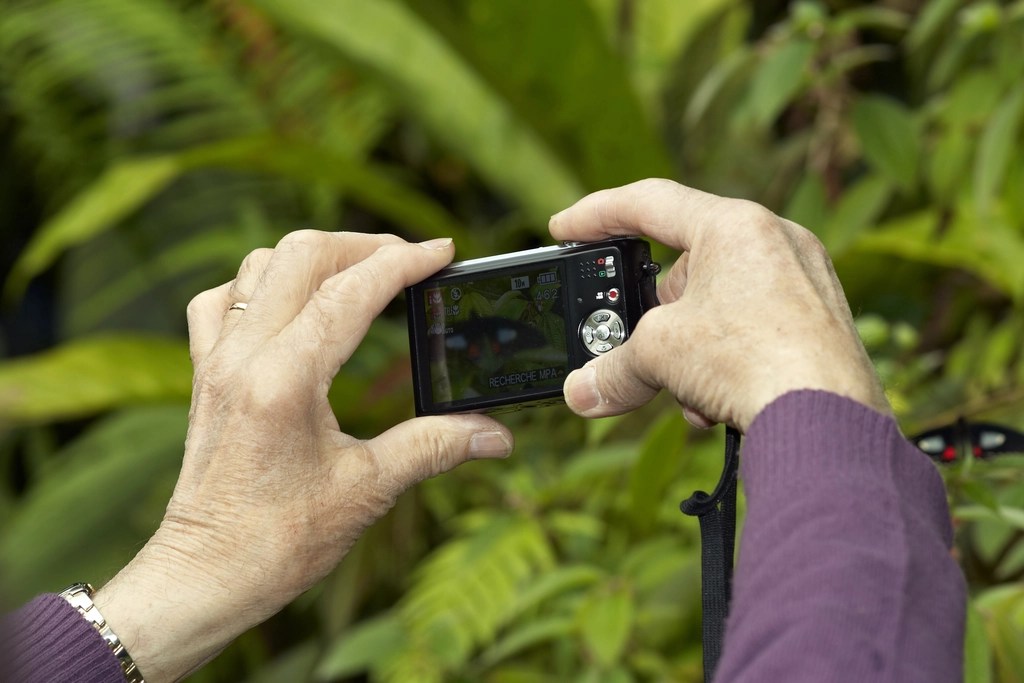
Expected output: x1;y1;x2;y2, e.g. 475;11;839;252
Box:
974;86;1024;214
4;157;180;301
741;39;814;128
855;314;890;350
854;209;1024;302
479;617;576;667
821;173;893;255
852;96;920;191
398;515;555;670
578;586;635;668
965;601;994;683
953;505;1024;531
960;480;1000;512
0;335;192;424
989;606;1024;683
250;0;585;222
928;127;973;202
247;643;319;683
784;173;829;235
181;137;480;251
546;511;606;541
685;47;754;128
403;0;675;191
506;565;604;623
941;69;1004;127
629;411;688;532
316;614;406;680
6;137;481;298
906;0;966;51
629;0;735;118
0;406;188;601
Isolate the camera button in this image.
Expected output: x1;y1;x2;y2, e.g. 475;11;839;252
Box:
593;312;611;323
607;288;620;303
582;326;595;344
594;342;614;353
595;325;611;341
612;321;622;339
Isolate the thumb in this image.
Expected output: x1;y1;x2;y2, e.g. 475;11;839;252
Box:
563;342;661;418
366;415;514;490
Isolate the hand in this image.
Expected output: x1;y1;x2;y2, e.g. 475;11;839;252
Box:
93;231;514;683
551;179;890;432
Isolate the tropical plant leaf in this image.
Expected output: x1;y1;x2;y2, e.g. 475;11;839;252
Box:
249;0;585;222
974;85;1024;214
395;514;555;673
7;136;481;297
505;565;604;624
578;584;635;668
960;480;1000;513
629;411;688;532
854;209;1024;302
965;600;994;683
784;173;829;235
906;0;966;51
953;505;1024;532
0;405;188;601
928;127;972;202
629;0;736;118
852;96;920;191
0;335;192;424
821;173;893;255
4;157;180;301
403;0;675;191
182;137;482;252
741;39;814;128
316;613;406;680
479;616;576;667
246;643;319;683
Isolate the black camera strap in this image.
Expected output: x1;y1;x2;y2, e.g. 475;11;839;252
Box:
680;426;741;683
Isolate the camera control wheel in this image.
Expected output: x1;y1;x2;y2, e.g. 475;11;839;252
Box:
580;309;625;355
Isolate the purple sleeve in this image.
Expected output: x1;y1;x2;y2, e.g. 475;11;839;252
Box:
2;593;126;683
716;390;966;682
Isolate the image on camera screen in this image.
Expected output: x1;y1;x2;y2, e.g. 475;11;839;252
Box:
424;265;569;405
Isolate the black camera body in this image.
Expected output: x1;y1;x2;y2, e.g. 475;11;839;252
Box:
406;237;660;416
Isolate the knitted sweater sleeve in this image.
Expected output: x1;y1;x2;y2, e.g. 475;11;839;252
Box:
2;593;126;683
715;390;966;683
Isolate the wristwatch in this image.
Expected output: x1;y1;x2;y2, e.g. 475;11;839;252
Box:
58;583;146;683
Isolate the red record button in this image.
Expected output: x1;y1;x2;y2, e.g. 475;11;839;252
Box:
607;288;620;303
597;257;605;265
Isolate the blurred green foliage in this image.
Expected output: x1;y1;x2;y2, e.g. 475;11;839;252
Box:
1;0;1024;681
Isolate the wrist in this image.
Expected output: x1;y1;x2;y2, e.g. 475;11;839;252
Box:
92;531;256;683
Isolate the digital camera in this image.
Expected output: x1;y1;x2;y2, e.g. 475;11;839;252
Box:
406;237;660;415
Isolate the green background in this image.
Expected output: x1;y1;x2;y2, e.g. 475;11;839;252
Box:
1;0;1023;681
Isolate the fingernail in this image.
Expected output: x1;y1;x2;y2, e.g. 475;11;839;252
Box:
469;431;513;459
549;210;566;227
419;237;453;250
565;365;602;414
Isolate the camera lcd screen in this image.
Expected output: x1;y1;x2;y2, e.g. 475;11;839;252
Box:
423;265;569;407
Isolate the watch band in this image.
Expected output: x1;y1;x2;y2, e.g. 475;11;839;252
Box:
58;583;146;683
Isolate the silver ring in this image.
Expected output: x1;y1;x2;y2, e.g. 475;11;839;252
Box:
228;302;248;311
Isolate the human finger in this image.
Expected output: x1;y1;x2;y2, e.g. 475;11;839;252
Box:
363;414;514;491
186;281;233;366
239;231;405;335
561;309;671;418
682;405;715;429
286;238;455;373
656;252;689;305
548;178;727;253
222;248;274;336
